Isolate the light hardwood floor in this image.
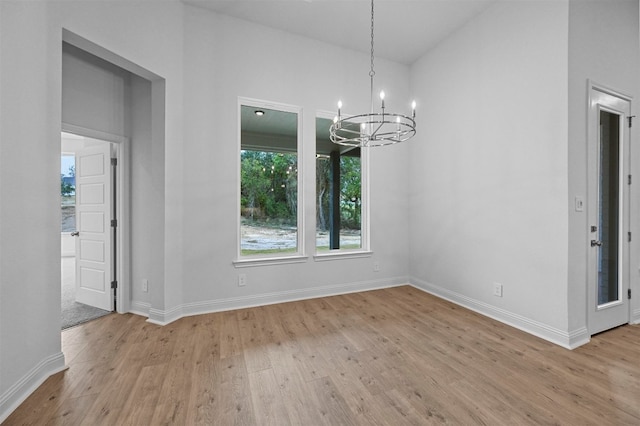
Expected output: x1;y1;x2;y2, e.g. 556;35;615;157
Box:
4;286;640;425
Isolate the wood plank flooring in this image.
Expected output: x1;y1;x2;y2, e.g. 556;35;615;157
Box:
4;286;640;425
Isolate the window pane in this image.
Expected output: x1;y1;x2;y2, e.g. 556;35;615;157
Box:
597;110;620;305
240;105;298;256
316;117;362;251
61;154;76;232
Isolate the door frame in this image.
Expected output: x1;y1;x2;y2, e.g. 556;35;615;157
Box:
62;123;130;314
586;80;632;335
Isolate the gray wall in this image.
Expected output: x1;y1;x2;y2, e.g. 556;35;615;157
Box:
567;0;640;331
409;1;572;344
0;1;184;419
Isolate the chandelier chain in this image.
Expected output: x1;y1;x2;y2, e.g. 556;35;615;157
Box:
369;0;375;78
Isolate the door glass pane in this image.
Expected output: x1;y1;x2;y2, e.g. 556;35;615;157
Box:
598;110;620;305
61;154;76;232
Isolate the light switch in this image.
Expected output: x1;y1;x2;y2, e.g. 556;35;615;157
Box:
575;196;584;212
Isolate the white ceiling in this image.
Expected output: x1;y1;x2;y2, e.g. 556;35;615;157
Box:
183;0;496;65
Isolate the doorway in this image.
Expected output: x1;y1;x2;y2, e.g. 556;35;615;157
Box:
587;83;632;335
60;130;124;329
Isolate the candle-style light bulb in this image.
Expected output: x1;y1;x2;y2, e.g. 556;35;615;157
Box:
411;100;416;118
396;116;401;132
380;91;385;109
360;122;366;138
337;100;342;121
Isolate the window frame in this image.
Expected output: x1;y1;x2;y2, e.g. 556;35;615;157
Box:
234;97;306;267
313;111;371;261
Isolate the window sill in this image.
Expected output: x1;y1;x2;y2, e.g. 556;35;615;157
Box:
313;250;373;262
233;255;309;268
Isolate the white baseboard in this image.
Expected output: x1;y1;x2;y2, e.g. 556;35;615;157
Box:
147;304;183;326
409;277;590;350
632;308;640;324
129;301;151;318
138;275;595;349
145;276;408;326
0;352;67;424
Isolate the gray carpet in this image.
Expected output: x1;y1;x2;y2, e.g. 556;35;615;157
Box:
61;257;111;330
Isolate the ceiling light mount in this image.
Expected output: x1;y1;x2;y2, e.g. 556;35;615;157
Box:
330;0;416;147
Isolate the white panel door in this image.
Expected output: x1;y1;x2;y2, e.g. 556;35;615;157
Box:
587;85;631;335
75;144;113;311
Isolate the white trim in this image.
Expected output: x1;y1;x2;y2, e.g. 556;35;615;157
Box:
237;97;306;261
62;123;127;144
632;308;640;324
361;125;371;251
0;352;66;424
61;123;131;314
585;82;633;334
589;79;634;102
233;255;308;268
410;277;590;350
315;109;371;253
146;276;408;326
147;305;183;326
129;301;151;317
314;250;373;262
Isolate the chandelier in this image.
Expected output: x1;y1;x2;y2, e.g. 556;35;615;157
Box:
330;0;416;147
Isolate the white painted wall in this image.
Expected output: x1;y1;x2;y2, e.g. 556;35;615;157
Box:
62;43;131;137
0;1;409;419
0;0;183;420
54;1;185;322
176;7;410;315
0;1;67;418
567;0;640;329
409;1;572;345
130;74;165;313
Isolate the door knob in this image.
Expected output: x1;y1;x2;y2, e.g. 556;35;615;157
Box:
591;240;602;247
71;231;79;237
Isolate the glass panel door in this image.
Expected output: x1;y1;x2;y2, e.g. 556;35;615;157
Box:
597;110;621;306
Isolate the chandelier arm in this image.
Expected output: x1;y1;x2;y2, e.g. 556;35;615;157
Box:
370;121;385;139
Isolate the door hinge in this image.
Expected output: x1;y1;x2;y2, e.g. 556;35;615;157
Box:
111;158;117;166
628;232;632;242
111;280;118;289
628;288;631;299
628;116;636;128
629;175;632;185
111;219;117;228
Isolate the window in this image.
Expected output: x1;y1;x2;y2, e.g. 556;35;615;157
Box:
239;103;301;258
316;116;364;252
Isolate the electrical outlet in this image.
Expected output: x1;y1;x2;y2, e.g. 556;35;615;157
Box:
142;279;148;293
493;283;503;297
238;274;247;287
373;262;380;272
